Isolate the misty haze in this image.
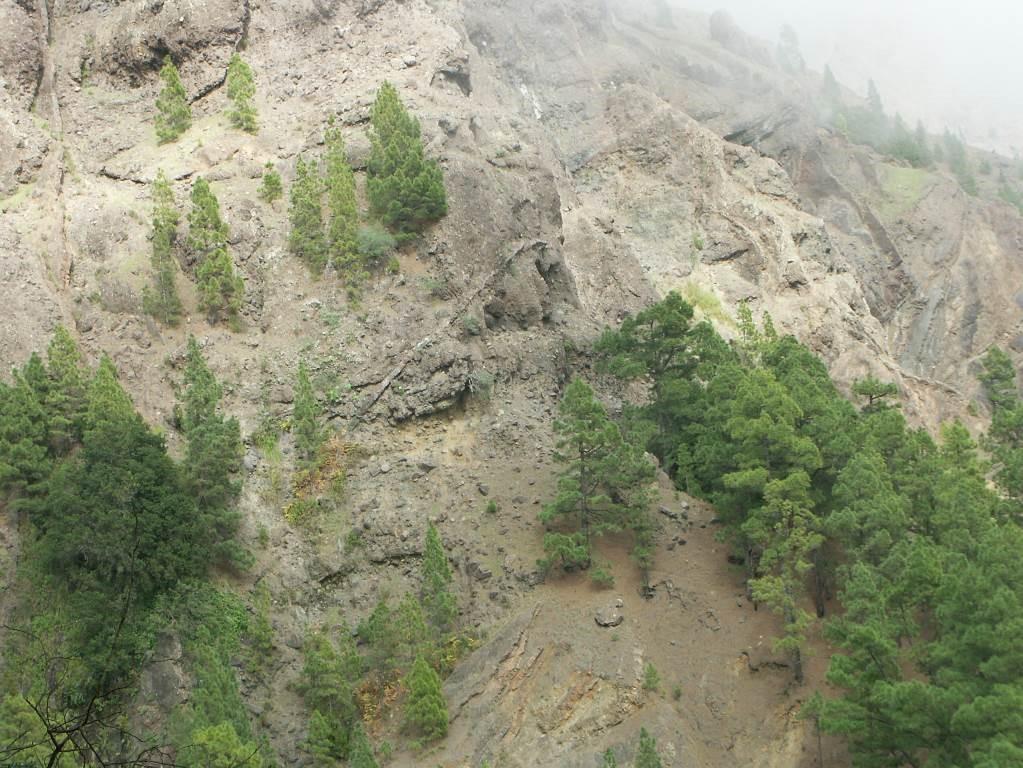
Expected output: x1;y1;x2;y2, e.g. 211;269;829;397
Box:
677;0;1023;154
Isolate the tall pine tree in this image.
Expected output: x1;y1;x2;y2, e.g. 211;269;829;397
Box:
420;522;456;633
324;118;362;283
289;155;327;272
155;56;191;143
225;53;257;134
188;178;244;324
403;655;448;741
142;170;183;325
367;81;447;234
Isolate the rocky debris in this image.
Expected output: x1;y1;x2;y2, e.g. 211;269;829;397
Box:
0;1;42;109
385;339;472;421
595;598;624;627
743;646;791;673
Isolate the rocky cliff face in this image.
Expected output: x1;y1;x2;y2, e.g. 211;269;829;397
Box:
1;0;1019;766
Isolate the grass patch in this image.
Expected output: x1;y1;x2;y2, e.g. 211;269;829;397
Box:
0;182;35;213
875;164;931;221
680;281;732;326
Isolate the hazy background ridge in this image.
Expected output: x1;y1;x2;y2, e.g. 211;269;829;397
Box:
673;0;1023;155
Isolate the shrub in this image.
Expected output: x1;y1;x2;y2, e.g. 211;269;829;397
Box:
258;162;283;203
357;223;397;265
642;661;660;692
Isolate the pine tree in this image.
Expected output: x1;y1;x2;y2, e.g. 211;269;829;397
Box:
821;65;841;105
179;336;247;568
293;361;324;465
540;378;654;573
225;53;257;133
188;177;229;256
188;178;244;323
44;325;86;452
259;161;283;203
404;655;448;741
289;155;327;271
743;472;822;683
421;522;456;633
347;722;379;768
83;356;138;437
601;748;617;768
851;376;899;412
0;367;51;493
393;593;430;667
299;631;361;758
142;170;183;325
305;710;340;768
367;81;447;234
324;118;362;284
155;55;191;143
866;78;883;115
190;722;264;768
635;728;662;768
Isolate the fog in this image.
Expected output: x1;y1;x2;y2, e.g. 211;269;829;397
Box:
673;0;1023;155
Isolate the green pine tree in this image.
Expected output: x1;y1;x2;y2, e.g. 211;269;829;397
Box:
305;710;341;768
367;81;447;234
179;336;247;568
601;748;617;768
259;161;283;203
188;178;243;323
293;361;324;465
324;118;362;285
142;170;183;325
225;53;257;133
155;55;191;143
190;722;264;768
188;177;228;255
635;728;662;768
289;155;328;271
347;721;379;768
743;472;822;683
44;325;86;453
540;378;655;574
299;630;361;758
421;522;456;633
404;655;448;741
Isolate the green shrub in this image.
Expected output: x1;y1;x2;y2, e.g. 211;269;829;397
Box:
590;563;615;588
484;499;498;515
258;162;283;203
642;661;660;692
357;222;398;265
463;314;482;336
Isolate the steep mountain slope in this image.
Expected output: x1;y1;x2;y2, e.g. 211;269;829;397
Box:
1;1;1019;766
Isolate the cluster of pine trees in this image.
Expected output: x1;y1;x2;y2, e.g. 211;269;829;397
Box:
143;172;245;326
0;329;257;765
586;291;1023;766
818;70;990;197
289;82;445;293
298;523;455;765
155;53;258;143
